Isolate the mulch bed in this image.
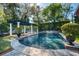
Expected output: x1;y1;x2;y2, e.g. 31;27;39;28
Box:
0;48;13;56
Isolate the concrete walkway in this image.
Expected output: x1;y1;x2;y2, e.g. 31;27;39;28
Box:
3;39;79;56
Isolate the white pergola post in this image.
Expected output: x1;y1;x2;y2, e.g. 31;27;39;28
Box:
23;26;26;34
10;23;12;36
29;15;34;34
17;22;20;28
31;24;33;34
37;26;38;34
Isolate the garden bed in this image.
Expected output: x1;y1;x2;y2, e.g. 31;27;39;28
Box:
0;48;13;56
0;35;15;55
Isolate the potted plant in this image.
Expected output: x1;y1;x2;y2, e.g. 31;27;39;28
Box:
16;27;22;37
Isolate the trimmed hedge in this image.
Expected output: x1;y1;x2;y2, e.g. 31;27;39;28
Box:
61;23;79;35
61;23;79;44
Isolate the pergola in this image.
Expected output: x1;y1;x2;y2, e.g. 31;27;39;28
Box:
8;19;38;36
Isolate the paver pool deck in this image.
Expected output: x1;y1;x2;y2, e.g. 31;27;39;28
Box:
3;39;79;56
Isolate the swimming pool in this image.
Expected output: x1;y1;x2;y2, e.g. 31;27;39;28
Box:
19;32;66;49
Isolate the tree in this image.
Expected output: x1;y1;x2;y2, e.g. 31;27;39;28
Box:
0;4;6;22
29;4;41;31
42;3;64;30
42;3;74;30
20;4;30;21
3;3;20;20
0;4;9;33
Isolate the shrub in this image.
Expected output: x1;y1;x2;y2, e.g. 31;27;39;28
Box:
15;27;22;34
61;23;79;35
15;27;22;37
61;23;79;45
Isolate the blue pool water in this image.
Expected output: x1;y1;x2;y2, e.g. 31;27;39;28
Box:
19;32;66;49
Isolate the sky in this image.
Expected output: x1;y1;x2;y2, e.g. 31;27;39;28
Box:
37;3;49;8
68;3;78;19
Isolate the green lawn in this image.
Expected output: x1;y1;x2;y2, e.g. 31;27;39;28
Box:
0;36;15;53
